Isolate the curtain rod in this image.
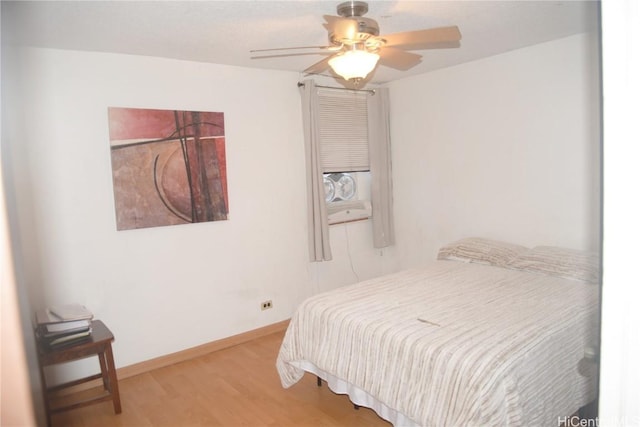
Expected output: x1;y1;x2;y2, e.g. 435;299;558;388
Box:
297;81;375;95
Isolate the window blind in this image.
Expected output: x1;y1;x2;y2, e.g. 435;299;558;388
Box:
317;88;369;172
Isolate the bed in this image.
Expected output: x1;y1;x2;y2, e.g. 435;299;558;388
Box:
276;238;600;426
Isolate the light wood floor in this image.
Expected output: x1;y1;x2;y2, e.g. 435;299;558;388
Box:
50;330;391;426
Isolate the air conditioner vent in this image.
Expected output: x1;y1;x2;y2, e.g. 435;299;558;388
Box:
327;200;372;224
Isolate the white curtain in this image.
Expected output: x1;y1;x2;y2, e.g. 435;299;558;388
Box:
300;80;332;261
367;88;395;248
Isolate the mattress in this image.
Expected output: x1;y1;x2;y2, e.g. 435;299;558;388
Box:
276;261;599;426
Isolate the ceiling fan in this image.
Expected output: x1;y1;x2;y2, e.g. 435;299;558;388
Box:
250;1;462;84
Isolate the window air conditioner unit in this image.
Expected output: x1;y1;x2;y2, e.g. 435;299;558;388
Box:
327;200;372;225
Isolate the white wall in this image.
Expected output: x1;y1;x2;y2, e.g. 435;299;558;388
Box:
3;48;393;377
599;0;640;423
389;33;601;268
1;142;38;427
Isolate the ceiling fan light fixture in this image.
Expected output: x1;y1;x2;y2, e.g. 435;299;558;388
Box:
328;50;380;81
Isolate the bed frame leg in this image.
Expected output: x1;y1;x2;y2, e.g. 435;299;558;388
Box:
315;375;359;410
315;376;359;410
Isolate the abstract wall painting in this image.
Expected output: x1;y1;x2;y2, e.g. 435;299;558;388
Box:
108;107;228;230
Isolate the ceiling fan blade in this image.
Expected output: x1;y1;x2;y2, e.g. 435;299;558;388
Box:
304;55;334;75
250;45;336;54
382;26;462;50
323;15;360;40
251;52;334;60
323;14;344;30
378;47;422;71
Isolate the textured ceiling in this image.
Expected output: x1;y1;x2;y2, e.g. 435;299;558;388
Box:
2;1;600;84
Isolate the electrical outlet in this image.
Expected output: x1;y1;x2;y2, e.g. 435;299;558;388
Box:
261;300;273;311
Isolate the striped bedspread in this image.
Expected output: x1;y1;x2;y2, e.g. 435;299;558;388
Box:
276;261;599;426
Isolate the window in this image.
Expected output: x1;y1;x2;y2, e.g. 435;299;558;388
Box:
317;88;370;172
300;80;393;261
317;88;372;224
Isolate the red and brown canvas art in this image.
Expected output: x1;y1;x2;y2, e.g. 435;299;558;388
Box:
108;107;228;230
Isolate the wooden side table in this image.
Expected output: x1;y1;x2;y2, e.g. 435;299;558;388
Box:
36;320;122;426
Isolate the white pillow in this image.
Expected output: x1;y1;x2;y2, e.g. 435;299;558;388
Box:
437;237;528;267
506;246;600;283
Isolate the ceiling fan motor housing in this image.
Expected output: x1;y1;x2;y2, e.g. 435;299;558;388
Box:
337;1;368;17
329;16;380;46
330;1;380;46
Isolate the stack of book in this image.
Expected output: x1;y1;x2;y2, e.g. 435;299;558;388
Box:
35;304;94;348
